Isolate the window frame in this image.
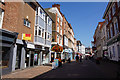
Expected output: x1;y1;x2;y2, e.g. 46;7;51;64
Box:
110;24;113;37
0;9;4;28
24;19;31;28
112;3;116;15
38;27;42;37
114;19;119;35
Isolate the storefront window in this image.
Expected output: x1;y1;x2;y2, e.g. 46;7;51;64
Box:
34;53;38;66
1;47;10;69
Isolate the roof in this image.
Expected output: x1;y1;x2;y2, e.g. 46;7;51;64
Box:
93;21;105;38
103;0;113;19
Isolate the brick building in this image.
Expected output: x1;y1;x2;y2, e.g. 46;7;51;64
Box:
0;0;53;74
45;4;63;62
103;0;120;61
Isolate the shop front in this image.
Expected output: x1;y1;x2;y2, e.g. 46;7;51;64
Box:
0;29;18;75
107;34;120;61
41;47;50;65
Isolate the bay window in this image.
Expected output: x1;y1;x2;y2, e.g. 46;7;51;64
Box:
35;26;37;36
38;27;42;37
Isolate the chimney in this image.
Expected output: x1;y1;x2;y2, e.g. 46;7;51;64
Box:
52;4;60;11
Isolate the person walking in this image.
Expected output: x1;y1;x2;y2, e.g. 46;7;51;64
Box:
76;54;79;62
79;55;82;62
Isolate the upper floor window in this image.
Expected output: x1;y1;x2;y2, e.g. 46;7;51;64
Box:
57;16;59;23
48;17;52;25
105;16;108;24
64;29;65;34
0;8;4;28
60;38;62;45
38;27;41;37
114;19;119;35
57;35;59;43
42;29;44;38
43;13;45;21
24;19;31;28
60;21;62;26
60;28;62;35
35;26;37;36
107;29;110;40
57;24;59;32
110;24;113;37
112;3;116;15
109;11;111;21
40;9;42;15
48;33;49;39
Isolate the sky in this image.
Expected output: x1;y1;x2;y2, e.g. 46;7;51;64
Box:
39;2;108;47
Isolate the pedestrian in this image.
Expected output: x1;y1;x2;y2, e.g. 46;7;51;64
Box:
79;55;82;62
68;57;71;63
76;54;79;62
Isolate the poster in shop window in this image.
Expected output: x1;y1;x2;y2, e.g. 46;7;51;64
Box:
34;54;37;61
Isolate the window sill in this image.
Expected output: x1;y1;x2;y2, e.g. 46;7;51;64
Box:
24;25;31;29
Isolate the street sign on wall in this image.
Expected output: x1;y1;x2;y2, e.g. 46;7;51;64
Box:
22;33;31;40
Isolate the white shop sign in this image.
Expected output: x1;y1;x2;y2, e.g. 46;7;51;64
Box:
27;43;35;49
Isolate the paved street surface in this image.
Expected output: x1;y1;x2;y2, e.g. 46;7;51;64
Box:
2;66;52;79
2;59;119;79
32;59;119;79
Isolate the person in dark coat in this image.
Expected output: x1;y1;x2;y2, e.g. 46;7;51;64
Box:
76;54;79;62
79;55;82;62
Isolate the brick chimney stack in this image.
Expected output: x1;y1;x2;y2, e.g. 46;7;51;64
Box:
52;4;60;11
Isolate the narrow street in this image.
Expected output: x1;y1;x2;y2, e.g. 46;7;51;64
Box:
31;59;118;79
2;59;119;79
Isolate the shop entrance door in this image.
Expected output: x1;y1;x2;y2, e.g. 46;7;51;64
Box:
30;52;34;67
15;45;22;70
34;53;38;66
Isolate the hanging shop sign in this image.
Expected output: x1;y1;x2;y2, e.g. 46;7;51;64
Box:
22;33;31;40
51;44;63;52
